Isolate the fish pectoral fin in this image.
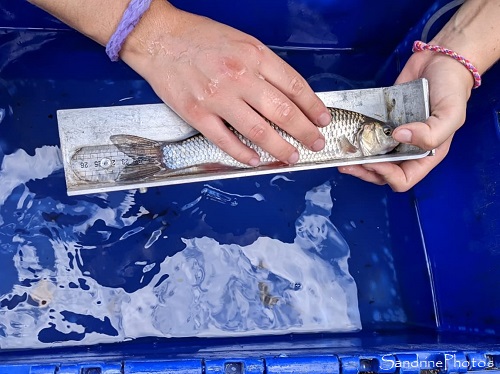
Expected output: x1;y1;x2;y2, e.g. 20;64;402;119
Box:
117;162;163;182
339;135;358;154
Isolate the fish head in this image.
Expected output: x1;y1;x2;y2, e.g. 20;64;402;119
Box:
356;120;399;156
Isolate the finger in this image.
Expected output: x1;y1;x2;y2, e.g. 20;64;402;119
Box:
222;100;301;164
189;113;262;167
392;100;465;151
338;165;387;186
258;47;332;127
360;137;452;192
243;78;325;153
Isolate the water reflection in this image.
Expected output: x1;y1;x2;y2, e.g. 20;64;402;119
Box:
0;146;361;348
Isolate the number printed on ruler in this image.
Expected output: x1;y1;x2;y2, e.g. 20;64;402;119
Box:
70;144;134;184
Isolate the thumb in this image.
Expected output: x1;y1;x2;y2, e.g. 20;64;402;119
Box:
392;104;466;151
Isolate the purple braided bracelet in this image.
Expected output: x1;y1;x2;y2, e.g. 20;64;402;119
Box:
413;40;482;89
106;0;153;62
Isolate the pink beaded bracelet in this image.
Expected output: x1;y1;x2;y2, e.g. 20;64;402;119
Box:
412;40;482;89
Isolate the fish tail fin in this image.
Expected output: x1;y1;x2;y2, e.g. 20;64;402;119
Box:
110;134;166;181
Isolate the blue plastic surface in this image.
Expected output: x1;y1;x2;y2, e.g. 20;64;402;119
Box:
0;0;499;372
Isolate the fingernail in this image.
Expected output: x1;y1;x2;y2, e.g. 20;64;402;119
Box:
287;151;299;164
395;129;412;143
249;157;261;167
311;137;325;152
317;111;331;127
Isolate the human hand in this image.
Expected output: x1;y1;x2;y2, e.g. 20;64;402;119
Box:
338;51;474;192
121;3;331;167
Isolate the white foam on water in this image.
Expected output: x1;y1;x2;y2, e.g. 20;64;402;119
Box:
270;175;294;186
144;229;163;249
0;148;362;349
120;226;145;241
15;185;32;210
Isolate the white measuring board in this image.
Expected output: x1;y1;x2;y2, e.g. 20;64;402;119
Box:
57;79;431;196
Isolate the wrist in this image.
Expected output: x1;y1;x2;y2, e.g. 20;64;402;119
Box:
119;0;180;68
28;0;130;46
428;0;500;76
428;34;485;75
407;50;475;93
413;41;480;89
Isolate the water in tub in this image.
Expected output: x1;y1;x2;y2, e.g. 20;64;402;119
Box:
0;112;405;349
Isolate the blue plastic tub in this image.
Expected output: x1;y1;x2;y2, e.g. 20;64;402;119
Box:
0;0;499;373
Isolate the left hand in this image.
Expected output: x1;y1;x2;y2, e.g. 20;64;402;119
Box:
338;51;473;192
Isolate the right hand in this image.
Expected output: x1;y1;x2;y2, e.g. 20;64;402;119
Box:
121;4;331;166
338;49;474;192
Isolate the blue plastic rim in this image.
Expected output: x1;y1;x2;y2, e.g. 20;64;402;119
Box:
0;0;499;372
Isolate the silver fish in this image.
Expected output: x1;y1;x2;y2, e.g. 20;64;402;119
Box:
70;108;399;183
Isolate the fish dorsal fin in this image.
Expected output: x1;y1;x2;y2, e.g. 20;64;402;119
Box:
339;135;358;154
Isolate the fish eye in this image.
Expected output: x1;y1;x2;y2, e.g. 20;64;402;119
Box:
383;126;392;136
